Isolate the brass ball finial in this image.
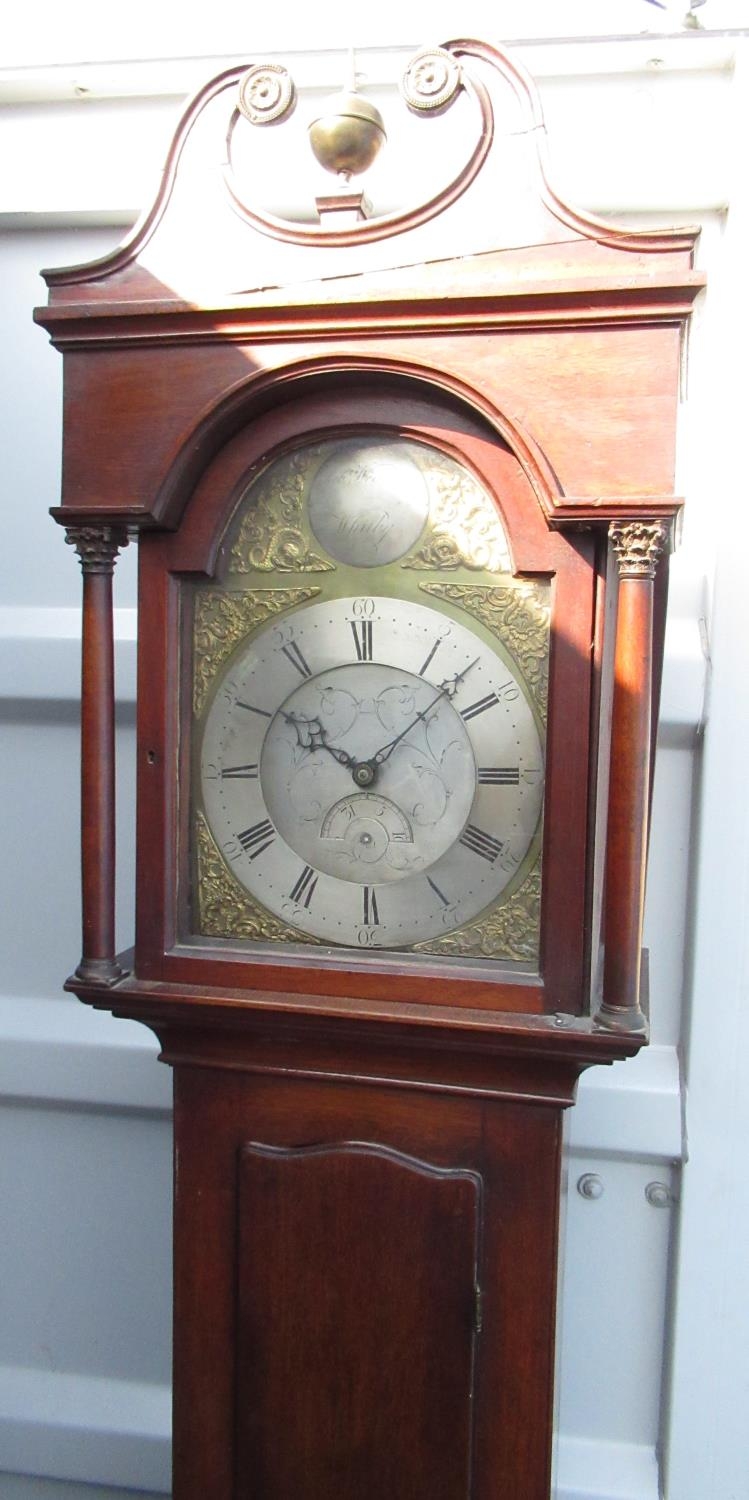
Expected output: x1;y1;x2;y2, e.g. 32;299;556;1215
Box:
308;56;386;182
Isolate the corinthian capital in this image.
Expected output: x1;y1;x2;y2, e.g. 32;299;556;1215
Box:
65;524;129;575
609;520;671;580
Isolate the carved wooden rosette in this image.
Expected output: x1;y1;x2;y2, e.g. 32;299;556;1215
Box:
400;48;463;113
66;525;129;983
597;519;671;1033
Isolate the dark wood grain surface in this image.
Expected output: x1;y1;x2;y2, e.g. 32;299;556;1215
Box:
235;1141;481;1499
171;1068;564;1500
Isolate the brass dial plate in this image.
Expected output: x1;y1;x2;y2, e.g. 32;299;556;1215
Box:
188;436;549;967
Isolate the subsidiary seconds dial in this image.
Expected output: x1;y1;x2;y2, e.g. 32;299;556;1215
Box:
199;596;544;949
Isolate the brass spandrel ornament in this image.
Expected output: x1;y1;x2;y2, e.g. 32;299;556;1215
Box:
415;860;542;963
402;454;511;574
195;812;321;943
193;587;320;716
229;449;334;575
226;437;515;577
419;580;550;725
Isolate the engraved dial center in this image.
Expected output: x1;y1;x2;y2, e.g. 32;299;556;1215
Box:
262;663;475;884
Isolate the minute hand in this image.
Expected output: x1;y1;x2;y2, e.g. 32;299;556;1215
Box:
371;659;480;766
371;691;447;766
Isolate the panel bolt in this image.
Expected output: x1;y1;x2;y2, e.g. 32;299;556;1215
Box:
577;1173;605;1200
645;1181;674;1209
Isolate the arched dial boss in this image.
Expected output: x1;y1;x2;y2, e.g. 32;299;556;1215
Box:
200;596;544;948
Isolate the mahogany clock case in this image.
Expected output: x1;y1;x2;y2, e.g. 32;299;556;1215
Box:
32;36;704;1500
135;382;598;1019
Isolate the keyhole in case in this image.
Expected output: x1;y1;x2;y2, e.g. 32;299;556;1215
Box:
147;750;156;765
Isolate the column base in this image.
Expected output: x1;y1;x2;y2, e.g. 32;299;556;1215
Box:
74;955;128;986
593;1000;649;1037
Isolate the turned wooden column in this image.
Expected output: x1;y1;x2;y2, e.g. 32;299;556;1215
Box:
66;525;129;984
596;519;670;1033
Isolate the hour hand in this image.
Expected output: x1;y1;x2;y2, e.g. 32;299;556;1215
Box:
282;712;356;769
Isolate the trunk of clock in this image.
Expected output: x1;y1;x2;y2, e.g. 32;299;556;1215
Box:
168;1052;565;1500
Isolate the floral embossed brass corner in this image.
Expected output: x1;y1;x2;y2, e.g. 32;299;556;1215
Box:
403;454;511;574
229;450;333;575
419;581;550;725
195;812;321;943
193;587;320;716
415;861;542;963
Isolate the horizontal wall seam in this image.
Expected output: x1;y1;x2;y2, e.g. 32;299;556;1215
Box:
0;598;707;732
0;34;739;102
0;997;682;1156
0;1362;658;1500
0;1364;171;1493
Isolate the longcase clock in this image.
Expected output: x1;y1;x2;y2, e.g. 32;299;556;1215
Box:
36;39;702;1500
